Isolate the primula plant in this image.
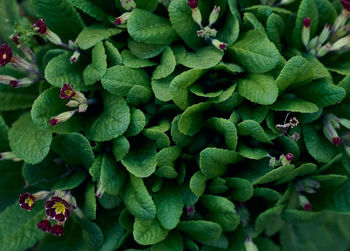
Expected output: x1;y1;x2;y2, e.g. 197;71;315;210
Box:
2;0;350;250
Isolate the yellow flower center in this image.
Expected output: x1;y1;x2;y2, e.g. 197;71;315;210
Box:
52;202;66;214
3;54;7;59
65;90;73;96
25;197;34;207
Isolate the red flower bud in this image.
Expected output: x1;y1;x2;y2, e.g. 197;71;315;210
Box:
34;19;47;34
333;137;341;146
188;0;198;8
0;44;13;66
60;83;76;100
114;18;122;25
219;43;226;50
19;193;35;211
10;80;18;88
50;118;58;126
45;196;71;222
37;220;51;232
303;17;311;28
304;203;312;211
12;34;20;45
50;223;64;236
286;153;294;161
341;0;350;11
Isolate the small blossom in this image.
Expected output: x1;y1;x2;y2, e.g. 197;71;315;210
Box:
289;117;299;128
45;196;71;222
298;194;312;211
114;12;131;25
60;83;76;100
70;50;80;63
0;44;13;67
50;223;64;236
187;0;198;9
19;193;35;211
286;153;294;161
34;19;47;34
37;220;51;233
341;0;350;11
11;33;20;45
291;132;300;141
303;17;311;28
211;39;227;50
50;110;77;126
333;136;341;146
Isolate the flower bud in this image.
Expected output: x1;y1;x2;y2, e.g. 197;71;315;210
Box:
66;100;80;108
46;30;63;47
50;223;64;236
298;194;312;211
331;35;350;51
302;17;311;47
37;220;51;232
120;0;136;11
11;33;20;45
286;153;294;161
70;50;80;63
191;7;202;27
186;205;195;217
33;19;47;34
187;0;198;9
211;39;227;50
339;118;350;129
323;117;341;146
316;43;331;57
341;0;350;12
0;44;13;66
78;103;88;113
333;9;348;32
114;12;131;25
0;151;20;161
318;24;332;45
244;238;258;251
50;110;77;126
209;6;220;26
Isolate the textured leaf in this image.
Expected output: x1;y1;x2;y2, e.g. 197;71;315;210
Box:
121;50;156;68
9;113;52;164
207;117;238;150
271;97;319;113
133;218;168;245
125;108;146;137
104;41;123;66
52;171;87;190
178;102;211;136
237;120;271;143
152;47;176;80
227;30;280;73
83;42;107;86
100;154;126;195
178;46;224;69
178;220;222;242
226;177;254;202
0;85;36;111
190;171;207;197
68;0;111;22
83;183;97;220
112;136;130;162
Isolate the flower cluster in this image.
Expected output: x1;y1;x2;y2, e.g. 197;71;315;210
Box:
187;0;227;50
50;83;89;126
302;2;350;57
114;0;136;25
276;115;300;141
19;192;72;236
269;152;294;168
295;179;321;211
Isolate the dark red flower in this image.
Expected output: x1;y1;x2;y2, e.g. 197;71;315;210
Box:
37;220;51;232
50;223;64;236
303;17;311;28
333;137;341;146
114;17;122;25
9;80;18;88
0;44;13;66
341;0;350;11
219;43;227;50
286;153;294;161
45;196;71;222
19;193;35;211
12;34;20;45
303;203;312;211
50;118;58;126
59;83;76;100
188;0;198;8
34;19;47;34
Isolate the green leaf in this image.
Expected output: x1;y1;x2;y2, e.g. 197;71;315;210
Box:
68;0;111;22
83;183;97;220
31;87;83;133
122;174;156;220
294;80;346;108
83;41;107;86
171;115;194;147
99;224;125;251
105;41;123;66
243;12;267;36
303;124;336;163
102;65;150;96
227;30;280;73
226;177;254;202
112;136;130;161
99;193;122;210
190;171;207;197
154;184;184;230
143;121;171;149
200;195;240;231
127;8;177;45
177;46;224;69
253;165;295;185
238;74;278;105
237;120;271;144
9;113;52;164
178;220;222;242
121;50;156;68
199;147;241;179
32;0;84;41
178;102;211;136
281;209;321;223
151;231;184;251
125;108;146;137
0;116;9;151
266;13;284;51
0;85;36;111
217;11;240;46
85;92;130;142
52;170;87;190
128;39;167;59
207;117;238;150
152;47;176;80
0;201;45;251
45;53;88;91
276;56;314;93
51;133;95;169
238;144;269;160
291;0;319;49
271;97;319;113
100;154;126;195
122;141;157;178
77;24;122;50
255;205;284;235
133;218;168;245
127;85;152;106
151;75;174;102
